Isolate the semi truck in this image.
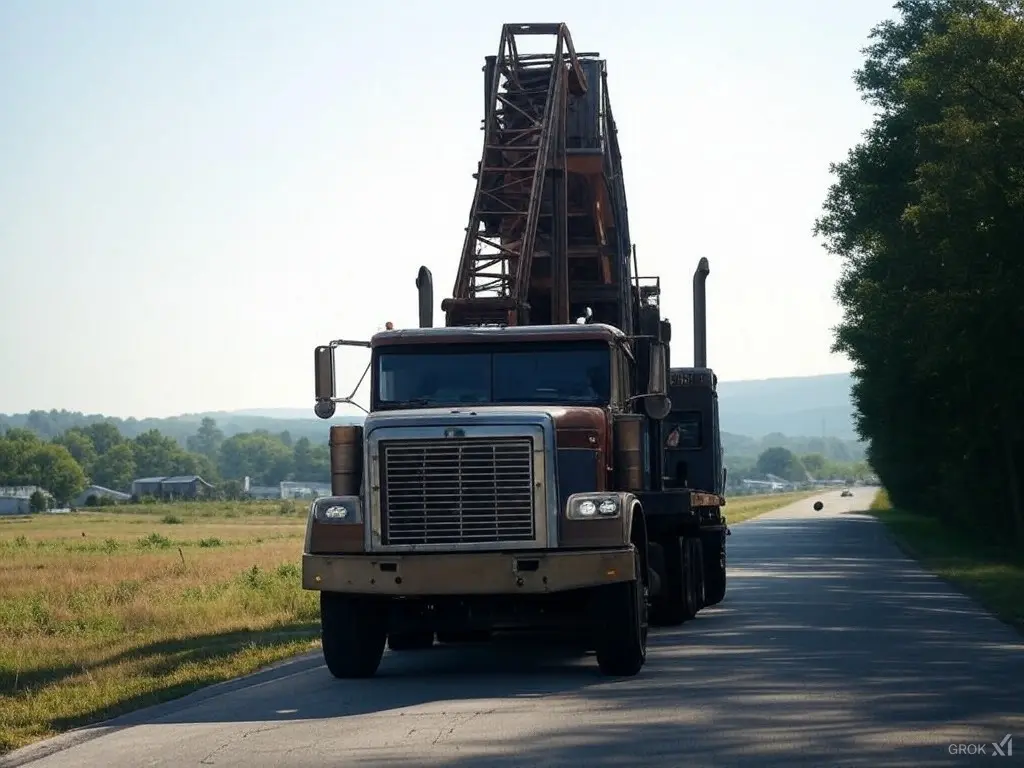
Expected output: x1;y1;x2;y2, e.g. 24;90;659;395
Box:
303;23;729;678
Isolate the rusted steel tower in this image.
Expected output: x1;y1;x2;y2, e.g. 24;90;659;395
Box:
442;23;636;334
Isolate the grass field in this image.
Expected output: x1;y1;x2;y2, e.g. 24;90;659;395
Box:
723;490;819;524
0;499;318;755
0;491;805;755
867;489;1024;633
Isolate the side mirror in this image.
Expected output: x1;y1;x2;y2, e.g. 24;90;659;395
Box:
314;346;337;420
643;394;671;420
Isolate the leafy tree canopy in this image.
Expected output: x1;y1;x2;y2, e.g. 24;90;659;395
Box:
816;0;1024;541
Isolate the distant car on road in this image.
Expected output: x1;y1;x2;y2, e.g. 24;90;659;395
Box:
840;489;853;497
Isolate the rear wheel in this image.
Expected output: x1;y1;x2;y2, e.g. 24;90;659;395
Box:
650;536;686;626
702;535;727;606
320;592;387;678
594;546;648;677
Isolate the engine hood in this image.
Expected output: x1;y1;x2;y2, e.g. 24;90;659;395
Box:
363;405;606;434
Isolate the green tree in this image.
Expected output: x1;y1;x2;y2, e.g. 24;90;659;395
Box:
800;453;828;477
186;417;224;460
0;438;30;485
91;443;137;491
755;447;807;483
79;422;123;456
29;490;47;513
218;433;295;486
25;444;87;504
53;428;98;475
292;437;330;481
131;430;183;478
815;0;1024;542
3;428;41;446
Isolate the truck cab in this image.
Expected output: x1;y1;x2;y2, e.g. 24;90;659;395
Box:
303;322;670;678
663;367;725;496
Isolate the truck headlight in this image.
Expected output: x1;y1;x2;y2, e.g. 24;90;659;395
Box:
566;494;621;520
311;495;362;524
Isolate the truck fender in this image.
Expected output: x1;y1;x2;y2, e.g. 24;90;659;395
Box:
619;493;649;590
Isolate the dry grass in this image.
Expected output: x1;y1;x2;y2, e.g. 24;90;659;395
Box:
723;490;820;524
0;500;318;755
866;488;1024;633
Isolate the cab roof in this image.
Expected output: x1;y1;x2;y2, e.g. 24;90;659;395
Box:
371;323;628;348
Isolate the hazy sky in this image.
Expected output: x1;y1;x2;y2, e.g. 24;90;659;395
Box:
0;0;896;418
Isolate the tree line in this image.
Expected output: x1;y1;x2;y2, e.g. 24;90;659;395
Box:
816;0;1024;543
730;447;871;488
0;417;331;505
1;412;870;505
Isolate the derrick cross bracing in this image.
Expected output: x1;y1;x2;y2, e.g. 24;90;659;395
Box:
441;23;636;332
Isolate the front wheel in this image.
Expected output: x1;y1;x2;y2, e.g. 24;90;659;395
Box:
593;546;648;677
681;538;702;620
320;592;387;679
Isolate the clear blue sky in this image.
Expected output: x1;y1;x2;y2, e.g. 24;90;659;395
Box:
0;0;897;418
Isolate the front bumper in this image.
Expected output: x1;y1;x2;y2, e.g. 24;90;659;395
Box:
302;548;635;596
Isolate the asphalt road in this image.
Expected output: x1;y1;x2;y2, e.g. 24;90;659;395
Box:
5;487;1022;767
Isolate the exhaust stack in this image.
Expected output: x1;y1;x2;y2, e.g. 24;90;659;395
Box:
416;266;434;328
693;257;710;368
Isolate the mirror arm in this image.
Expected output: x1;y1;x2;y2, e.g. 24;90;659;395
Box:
625;393;657;405
315;339;373;419
322;360;371;415
339;362;371;413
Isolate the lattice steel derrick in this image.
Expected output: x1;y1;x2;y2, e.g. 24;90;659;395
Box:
445;23;587;326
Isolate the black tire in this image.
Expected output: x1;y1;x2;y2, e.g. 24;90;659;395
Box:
650;536;686;626
594;546;648;677
387;631;435;651
320;591;387;679
702;534;727;606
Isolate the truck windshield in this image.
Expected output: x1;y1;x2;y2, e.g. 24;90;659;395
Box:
375;341;611;407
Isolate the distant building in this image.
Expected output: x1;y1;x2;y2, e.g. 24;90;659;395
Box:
162;475;214;499
73;485;132;507
0;485;53;515
247;486;282;500
280;480;332;499
131;475;214;500
131;477;166;498
242;476;281;500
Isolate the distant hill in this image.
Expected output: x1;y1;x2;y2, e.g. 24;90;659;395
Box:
716;372;857;440
1;372;863;462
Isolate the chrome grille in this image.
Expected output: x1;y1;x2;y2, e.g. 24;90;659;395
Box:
380;437;535;546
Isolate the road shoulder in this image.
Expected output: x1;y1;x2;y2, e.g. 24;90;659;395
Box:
866;489;1024;634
